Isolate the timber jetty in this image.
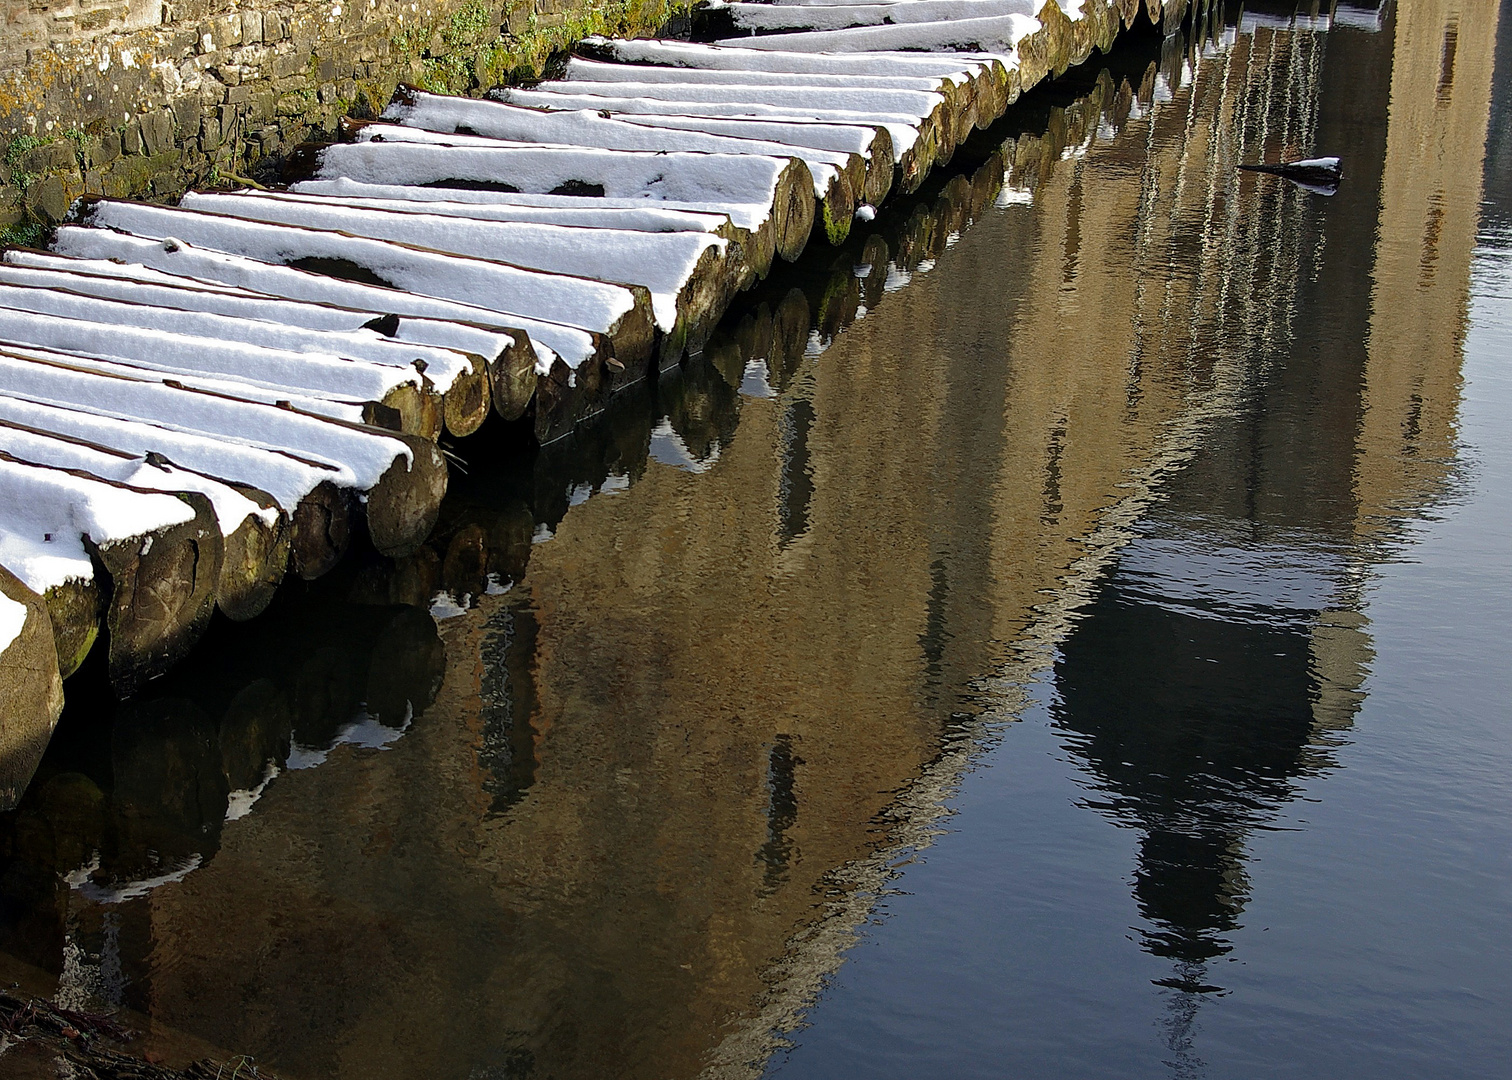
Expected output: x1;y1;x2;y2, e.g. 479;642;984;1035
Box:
0;0;1190;802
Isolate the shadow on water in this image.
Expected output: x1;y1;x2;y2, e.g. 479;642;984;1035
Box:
0;0;1502;1076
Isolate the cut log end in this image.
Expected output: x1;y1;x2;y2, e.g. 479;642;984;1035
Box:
491;333;541;423
0;567;65;811
442;353;494;437
365;435;450;559
291;480;353;580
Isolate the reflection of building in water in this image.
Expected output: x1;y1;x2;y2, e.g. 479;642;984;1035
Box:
1050;1;1499;1065
0;5;1499;1078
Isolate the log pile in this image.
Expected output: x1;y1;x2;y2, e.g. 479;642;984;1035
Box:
0;0;1185;790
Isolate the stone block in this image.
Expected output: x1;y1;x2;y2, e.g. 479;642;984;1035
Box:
213;63;243;86
212;13;243;48
25;175;70;223
201;114;222;151
18;141;76;175
318;81;338;104
263;11;286;42
172;96;201;140
225;83;253;104
0;194;22;228
87;130;122;167
83;168;105;196
122;116;144;155
140;109;175;155
241;10;263;44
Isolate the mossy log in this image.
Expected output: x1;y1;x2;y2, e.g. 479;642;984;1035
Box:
0;565;65;810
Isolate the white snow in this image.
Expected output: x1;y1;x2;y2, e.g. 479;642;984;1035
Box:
581;36;998;82
0;338;373;428
0;391;337;515
496;87;923;157
715;0;1038;33
1286;157;1341;170
0;453;197;594
375;97;851;197
711;14;1037;55
74;201;639;345
180;189;725;334
0;281;469;393
561;55;952;93
41;232;582;374
0;297;423;406
306;138;797;210
275;182;733;235
615;113;883;160
532;79;945;124
0;257;514;374
0;348;414;496
0;591;27;655
0;420;276;535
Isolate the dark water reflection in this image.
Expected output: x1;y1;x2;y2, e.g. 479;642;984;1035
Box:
2;1;1509;1077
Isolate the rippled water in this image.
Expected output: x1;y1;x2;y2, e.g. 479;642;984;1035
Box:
2;3;1509;1078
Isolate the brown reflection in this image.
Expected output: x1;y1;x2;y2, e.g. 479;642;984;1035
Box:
0;6;1499;1078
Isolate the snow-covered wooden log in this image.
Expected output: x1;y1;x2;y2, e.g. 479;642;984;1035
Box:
559;55;958;172
37;232;582;421
0;390;352;581
608;112;895;207
289;179;777;285
0;257;503;436
288;137;819;266
273;180;766;294
0;450;223;694
0;416;290;623
180;188;733;361
0;284;457;440
711;12;1037;55
495;85;933;195
0;288;441;438
523;77;956;178
379;88;862;245
0;565;64;809
71;199;657;372
707;0;1037;32
0;347;447;567
575;36;1013;130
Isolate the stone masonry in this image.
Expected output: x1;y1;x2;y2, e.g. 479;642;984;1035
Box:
1;0;688;242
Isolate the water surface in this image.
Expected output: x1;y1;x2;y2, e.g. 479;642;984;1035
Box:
1;3;1508;1078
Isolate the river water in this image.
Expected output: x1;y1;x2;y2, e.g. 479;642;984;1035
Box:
2;3;1509;1078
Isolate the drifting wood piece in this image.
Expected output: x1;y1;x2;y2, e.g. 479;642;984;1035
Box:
0;566;65;810
0;389;351;589
0;416;291;623
0;451;223;696
72;199;653;372
0;293;445;441
181;188;733;365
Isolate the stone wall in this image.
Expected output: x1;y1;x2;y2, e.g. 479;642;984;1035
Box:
1;0;688;243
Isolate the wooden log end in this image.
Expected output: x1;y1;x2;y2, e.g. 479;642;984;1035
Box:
0;566;65;811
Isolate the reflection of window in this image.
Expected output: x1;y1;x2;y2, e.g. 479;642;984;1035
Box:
478;603;539;814
777;398;815;547
755;734;802;895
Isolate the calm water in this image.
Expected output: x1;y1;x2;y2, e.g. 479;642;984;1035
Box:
2;4;1509;1078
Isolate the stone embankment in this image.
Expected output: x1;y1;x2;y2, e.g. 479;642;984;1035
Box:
0;0;1199;808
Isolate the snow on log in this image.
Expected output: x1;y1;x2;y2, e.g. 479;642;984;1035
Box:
70;199;655;370
0;258;501;436
606;114;895;206
574;35;1013;127
288;137;818;265
0;565;64;809
0;291;445;440
288;179;777;284
379;89;860;244
0;347;446;566
181;188;732;358
0;416;289;622
494;86;933;195
0;391;352;581
559;55;975;163
37;232;584;418
526;78;954;169
0;450;222;694
709;0;1036;32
